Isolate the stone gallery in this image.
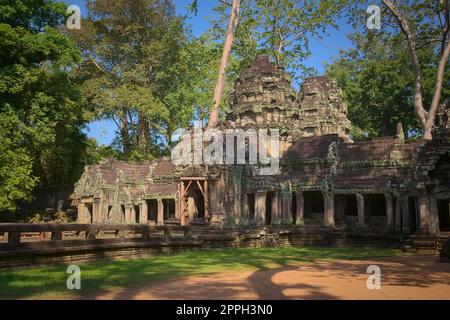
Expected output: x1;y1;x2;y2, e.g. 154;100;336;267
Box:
73;55;450;235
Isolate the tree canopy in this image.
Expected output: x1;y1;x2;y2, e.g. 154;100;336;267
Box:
0;0;94;212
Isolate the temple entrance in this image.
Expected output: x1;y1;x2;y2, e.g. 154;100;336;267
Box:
85;203;93;224
304;191;324;224
438;199;450;231
179;178;209;225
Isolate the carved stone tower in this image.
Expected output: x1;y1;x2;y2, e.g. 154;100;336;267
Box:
226;56;351;141
297;76;351;140
226;55;298;131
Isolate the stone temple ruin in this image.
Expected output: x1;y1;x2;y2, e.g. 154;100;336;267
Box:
73;55;450;237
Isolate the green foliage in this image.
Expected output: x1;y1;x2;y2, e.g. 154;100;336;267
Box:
71;0;221;159
327;0;450;140
0;0;93;212
208;0;347;82
0;111;37;212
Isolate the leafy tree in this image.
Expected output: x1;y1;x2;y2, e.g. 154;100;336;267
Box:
209;0;347;81
380;0;450;140
326;31;449;139
0;111;37;212
71;0;220;157
0;0;88;212
340;0;450;140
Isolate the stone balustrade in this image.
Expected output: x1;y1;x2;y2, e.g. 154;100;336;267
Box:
0;223;191;247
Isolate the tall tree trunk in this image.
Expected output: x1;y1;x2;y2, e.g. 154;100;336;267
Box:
138;112;149;152
382;0;450;140
208;0;240;128
120;110;131;154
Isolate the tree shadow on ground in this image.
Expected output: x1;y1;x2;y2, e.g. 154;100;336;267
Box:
1;247;446;299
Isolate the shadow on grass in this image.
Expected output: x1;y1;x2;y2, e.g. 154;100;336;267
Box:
0;246;406;299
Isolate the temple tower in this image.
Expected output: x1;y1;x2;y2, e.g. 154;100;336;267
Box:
297;76;351;140
226;55;298;131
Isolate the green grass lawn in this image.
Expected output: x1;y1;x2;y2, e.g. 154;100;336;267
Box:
0;246;404;299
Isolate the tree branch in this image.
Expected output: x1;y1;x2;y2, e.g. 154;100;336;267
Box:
382;0;428;127
425;39;450;130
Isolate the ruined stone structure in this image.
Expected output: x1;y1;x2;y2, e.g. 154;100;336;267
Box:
73;55;450;236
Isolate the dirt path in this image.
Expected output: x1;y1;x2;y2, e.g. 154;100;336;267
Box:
85;255;450;300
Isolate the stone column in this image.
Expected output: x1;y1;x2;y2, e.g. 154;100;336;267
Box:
385;193;394;230
401;197;410;233
271;192;281;225
395;197;402;231
356;194;365;227
322;191;335;227
175;199;180;220
77;203;85;223
296;191;304;226
281;191;292;225
334;195;345;225
140;200;148;224
125;204;134;223
255;191;267;226
418;195;430;233
93;198;101;223
429;196;440;235
157;199;164;225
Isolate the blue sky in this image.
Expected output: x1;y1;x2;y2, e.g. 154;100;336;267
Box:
65;0;355;146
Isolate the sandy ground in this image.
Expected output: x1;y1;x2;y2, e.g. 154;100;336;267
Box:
83;255;450;300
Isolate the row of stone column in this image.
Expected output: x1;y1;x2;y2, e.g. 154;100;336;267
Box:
78;197;178;225
249;191;401;229
136;200;165;225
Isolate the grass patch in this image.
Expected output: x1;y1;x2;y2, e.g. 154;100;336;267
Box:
0;246;404;299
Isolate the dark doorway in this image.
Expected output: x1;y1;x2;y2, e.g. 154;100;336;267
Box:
147;199;158;222
364;194;386;227
334;194;357;225
292;192;297;224
192;189;205;219
265;192;274;225
365;194;386;216
85;203;93;224
304;191;324;223
408;197;418;233
134;205;140;224
107;205;113;220
162;199;175;220
247;193;255;221
438;199;450;231
121;204;126;222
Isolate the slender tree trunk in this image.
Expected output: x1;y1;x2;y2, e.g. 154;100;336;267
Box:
120;110;131;154
208;0;240;128
382;0;450;140
138;112;149;152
